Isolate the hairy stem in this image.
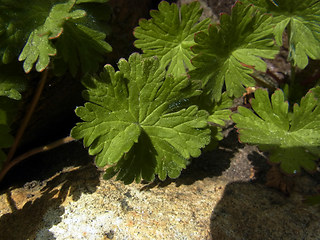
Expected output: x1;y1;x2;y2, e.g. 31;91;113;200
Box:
0;136;75;183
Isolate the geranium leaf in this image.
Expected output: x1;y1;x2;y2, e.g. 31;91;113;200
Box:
71;53;211;183
232;88;320;174
192;91;233;151
0;63;26;100
1;0;111;75
0;0;52;65
18;0;86;73
206;92;233;126
244;0;320;69
190;2;279;101
311;86;320;103
134;1;211;77
54;23;112;76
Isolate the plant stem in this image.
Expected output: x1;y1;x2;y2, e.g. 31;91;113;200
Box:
5;68;49;163
0;136;75;183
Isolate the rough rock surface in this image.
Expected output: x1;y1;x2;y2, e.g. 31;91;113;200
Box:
1;1;320;240
0;126;319;240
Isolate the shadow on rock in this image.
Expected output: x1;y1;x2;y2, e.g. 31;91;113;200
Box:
0;142;100;240
247;150;270;183
210;182;320;240
0;142;94;191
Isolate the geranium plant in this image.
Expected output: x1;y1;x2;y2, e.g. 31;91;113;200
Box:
0;0;319;190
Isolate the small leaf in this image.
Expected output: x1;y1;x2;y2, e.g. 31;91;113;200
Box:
54;22;112;76
193;92;233;151
232;88;320;174
134;1;211;77
18;0;86;73
0;96;19;126
0;63;26;100
71;53;211;183
244;0;320;69
190;2;279;101
311;86;320;103
0;0;51;65
207;92;233;126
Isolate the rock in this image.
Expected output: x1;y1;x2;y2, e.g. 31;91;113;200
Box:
1;1;319;240
0;128;319;240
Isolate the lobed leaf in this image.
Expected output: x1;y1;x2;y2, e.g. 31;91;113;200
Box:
206;92;233;126
190;1;279;101
71;53;211;183
134;1;211;77
54;23;112;76
244;0;320;69
232;88;320;174
192;91;233;151
0;63;26;100
1;0;111;74
0;0;53;65
18;0;86;73
311;86;320;103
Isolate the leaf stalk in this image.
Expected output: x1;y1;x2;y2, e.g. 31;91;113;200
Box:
0;136;74;183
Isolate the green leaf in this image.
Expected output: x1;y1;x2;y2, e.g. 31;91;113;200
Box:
134;1;211;77
0;96;19;126
244;0;320;69
1;0;111;75
310;86;320;103
71;53;211;183
232;88;320;174
54;0;112;76
194;92;233;151
190;2;279;101
18;0;86;73
207;92;233;126
0;0;51;65
0;63;26;100
54;22;112;76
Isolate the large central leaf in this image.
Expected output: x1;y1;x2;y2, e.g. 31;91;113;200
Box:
71;53;211;183
190;2;279;101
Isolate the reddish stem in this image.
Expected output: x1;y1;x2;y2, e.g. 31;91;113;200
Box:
0;136;75;183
